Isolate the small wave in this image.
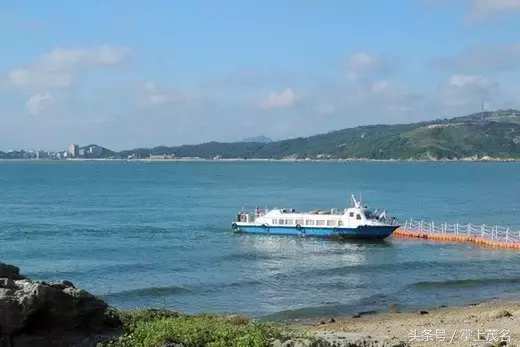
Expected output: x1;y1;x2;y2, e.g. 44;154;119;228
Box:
219;252;287;262
312;281;366;290
409;277;520;289
298;258;494;278
0;224;171;237
260;293;395;321
27;262;180;280
101;278;264;300
102;285;192;300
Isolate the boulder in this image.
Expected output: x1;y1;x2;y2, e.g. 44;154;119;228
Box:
486;309;512;320
314;332;410;347
0;262;110;346
0;264;26;281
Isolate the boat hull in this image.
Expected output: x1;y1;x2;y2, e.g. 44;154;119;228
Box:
231;224;398;240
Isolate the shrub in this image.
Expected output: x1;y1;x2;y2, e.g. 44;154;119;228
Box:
101;310;308;347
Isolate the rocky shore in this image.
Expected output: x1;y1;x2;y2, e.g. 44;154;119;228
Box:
0;263;121;347
0;262;412;346
3;261;517;346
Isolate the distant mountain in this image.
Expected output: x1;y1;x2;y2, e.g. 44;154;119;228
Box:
4;109;520;161
239;136;273;143
112;109;520;160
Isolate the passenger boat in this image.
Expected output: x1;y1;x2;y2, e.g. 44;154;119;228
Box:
231;195;399;240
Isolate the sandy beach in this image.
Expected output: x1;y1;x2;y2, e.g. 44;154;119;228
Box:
301;299;520;346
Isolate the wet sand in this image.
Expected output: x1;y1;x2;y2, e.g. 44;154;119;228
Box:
302;299;520;346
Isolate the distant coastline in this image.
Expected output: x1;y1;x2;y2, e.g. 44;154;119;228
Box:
2;109;520;162
1;156;519;163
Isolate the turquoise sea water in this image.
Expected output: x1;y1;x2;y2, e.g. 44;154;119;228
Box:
1;161;520;320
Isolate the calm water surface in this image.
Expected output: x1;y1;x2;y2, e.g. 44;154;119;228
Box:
1;161;519;320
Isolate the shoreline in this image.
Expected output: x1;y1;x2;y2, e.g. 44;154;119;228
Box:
1;157;520;163
299;297;520;346
2;261;519;346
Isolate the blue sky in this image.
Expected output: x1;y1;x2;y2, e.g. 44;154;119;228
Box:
2;0;520;150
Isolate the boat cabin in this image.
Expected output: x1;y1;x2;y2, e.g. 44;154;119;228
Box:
236;195;394;228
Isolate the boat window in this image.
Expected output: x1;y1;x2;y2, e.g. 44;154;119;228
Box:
349;212;354;217
305;220;315;226
356;214;362;220
272;219;277;224
295;219;304;225
338;221;343;226
316;220;325;226
364;210;375;219
327;220;336;226
285;219;294;225
278;219;285;225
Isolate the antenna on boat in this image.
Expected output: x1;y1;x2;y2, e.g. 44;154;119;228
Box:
351;194;361;208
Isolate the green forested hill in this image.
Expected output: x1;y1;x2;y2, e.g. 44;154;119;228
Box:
115;109;520;160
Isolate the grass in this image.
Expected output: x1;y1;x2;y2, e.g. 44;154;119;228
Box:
100;308;312;347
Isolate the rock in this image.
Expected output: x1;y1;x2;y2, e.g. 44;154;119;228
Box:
0;262;110;346
314;332;410;347
271;339;327;347
478;343;510;347
388;304;399;313
10;334;53;347
155;338;186;347
282;339;314;347
486;309;512;319
329;317;336;323
418;310;429;315
0;264;26;281
226;314;249;325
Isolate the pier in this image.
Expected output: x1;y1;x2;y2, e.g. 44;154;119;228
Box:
395;219;520;250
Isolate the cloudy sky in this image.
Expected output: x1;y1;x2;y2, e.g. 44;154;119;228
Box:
1;0;520;151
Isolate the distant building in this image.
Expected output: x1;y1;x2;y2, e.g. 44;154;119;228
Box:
89;145;103;156
68;144;79;157
78;148;86;157
36;150;48;159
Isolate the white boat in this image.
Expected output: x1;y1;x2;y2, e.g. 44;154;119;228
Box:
231;195;399;239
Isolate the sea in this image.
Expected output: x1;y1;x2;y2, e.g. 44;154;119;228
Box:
1;161;520;321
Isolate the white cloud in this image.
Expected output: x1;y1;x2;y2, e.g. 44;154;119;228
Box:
258;88;297;109
9;69;72;90
439;74;497;107
5;45;130;116
345;52;396;81
26;92;59;116
7;45;130;93
144;81;157;92
431;42;520;71
141;82;202;107
201;67;295;90
447;74;492;87
467;0;520;22
348;52;381;71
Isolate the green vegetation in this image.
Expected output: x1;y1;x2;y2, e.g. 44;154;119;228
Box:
114;109;520;160
101;309;309;347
